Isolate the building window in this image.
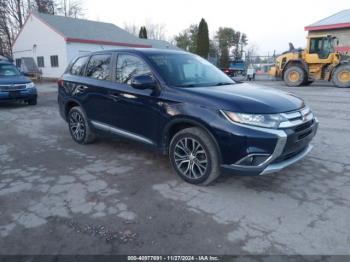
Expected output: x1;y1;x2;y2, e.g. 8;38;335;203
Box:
50;55;59;67
15;58;21;68
37;56;45;68
86;54;112;80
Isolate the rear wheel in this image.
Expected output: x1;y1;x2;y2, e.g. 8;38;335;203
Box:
169;127;220;186
68;106;95;144
332;64;350;88
284;66;305;87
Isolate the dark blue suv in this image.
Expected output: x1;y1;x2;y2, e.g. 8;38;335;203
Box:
58;49;318;185
0;61;37;105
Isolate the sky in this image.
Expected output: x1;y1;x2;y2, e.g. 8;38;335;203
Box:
84;0;350;55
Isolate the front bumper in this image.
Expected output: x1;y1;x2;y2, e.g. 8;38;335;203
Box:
221;118;319;176
260;144;313;175
0;88;37;102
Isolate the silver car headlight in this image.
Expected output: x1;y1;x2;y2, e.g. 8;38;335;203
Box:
221;110;286;129
26;82;35;89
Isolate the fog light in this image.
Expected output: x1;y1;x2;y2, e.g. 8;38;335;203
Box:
236;154;271;166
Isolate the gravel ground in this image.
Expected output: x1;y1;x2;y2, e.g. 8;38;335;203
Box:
0;80;349;255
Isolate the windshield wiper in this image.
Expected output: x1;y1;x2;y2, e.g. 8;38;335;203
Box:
214;82;234;86
176;84;197;87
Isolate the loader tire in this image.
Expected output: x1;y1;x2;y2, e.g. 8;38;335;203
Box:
332;64;350;88
284;66;305;87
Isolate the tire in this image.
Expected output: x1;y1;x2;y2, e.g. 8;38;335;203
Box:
284;65;305;87
332;64;350;88
28;98;37;105
68;106;95;144
169;127;220;186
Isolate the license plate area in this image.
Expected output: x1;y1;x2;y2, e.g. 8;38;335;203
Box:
9;91;21;98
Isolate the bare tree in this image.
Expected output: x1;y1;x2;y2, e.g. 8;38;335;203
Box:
56;0;83;18
124;21;167;40
0;0;26;56
145;21;166;40
123;22;138;36
35;0;55;14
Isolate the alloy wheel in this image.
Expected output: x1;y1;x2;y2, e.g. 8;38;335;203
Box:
69;111;86;141
173;137;208;179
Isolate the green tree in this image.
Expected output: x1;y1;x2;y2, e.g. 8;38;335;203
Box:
232;31;241;60
196;18;209;58
174;24;198;52
240;33;248;58
215;27;235;68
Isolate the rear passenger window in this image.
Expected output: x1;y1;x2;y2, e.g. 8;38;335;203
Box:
70;56;89;76
116;54;151;84
86;54;111;80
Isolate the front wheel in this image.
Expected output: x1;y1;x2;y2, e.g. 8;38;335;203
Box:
28;98;37;105
284;66;305;87
169;127;220;186
332;64;350;88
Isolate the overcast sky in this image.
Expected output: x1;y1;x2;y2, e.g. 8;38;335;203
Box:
84;0;349;55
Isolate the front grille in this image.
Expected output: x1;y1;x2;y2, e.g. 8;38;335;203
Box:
276;118;316;163
294;119;314;133
0;84;26;91
279;107;314;128
273;146;307;163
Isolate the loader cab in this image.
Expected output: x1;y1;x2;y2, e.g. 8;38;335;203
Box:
307;35;336;60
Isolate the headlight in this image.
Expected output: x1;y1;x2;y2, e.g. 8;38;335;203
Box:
26;82;35;89
221;110;285;129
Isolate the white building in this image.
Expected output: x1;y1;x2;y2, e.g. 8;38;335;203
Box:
12;12;179;79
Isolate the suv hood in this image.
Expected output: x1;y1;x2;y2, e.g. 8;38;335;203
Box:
0;75;31;85
184;83;304;114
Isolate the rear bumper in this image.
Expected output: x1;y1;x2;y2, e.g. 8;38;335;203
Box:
0;88;37;102
221;118;318;176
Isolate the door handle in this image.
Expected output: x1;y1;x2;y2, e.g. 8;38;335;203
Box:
75;85;88;94
108;93;120;101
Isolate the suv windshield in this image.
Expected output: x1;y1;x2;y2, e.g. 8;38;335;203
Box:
146;53;234;87
0;64;21;77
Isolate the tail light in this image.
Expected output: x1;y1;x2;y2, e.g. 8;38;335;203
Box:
57;78;64;87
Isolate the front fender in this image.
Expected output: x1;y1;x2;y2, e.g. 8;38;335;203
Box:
161;106;222;162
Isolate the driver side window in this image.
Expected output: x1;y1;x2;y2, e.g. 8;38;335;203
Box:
116;54;152;84
309;38;330;59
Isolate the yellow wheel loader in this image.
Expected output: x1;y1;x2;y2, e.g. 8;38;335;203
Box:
269;35;350;88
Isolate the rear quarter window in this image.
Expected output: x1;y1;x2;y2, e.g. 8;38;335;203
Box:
70;56;89;76
86;54;112;80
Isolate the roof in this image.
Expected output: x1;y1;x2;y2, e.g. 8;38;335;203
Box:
88;48;187;56
143;39;181;50
30;12;179;50
33;12;151;48
305;9;350;31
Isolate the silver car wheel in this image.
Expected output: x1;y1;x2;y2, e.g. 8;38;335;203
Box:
173;137;208;179
69;111;85;141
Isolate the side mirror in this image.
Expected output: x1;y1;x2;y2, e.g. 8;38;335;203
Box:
131;75;156;90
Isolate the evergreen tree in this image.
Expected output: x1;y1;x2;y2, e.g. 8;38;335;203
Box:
139;26;144;38
215;27;235;68
143;26;148;39
196;18;209;58
139;26;148;39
